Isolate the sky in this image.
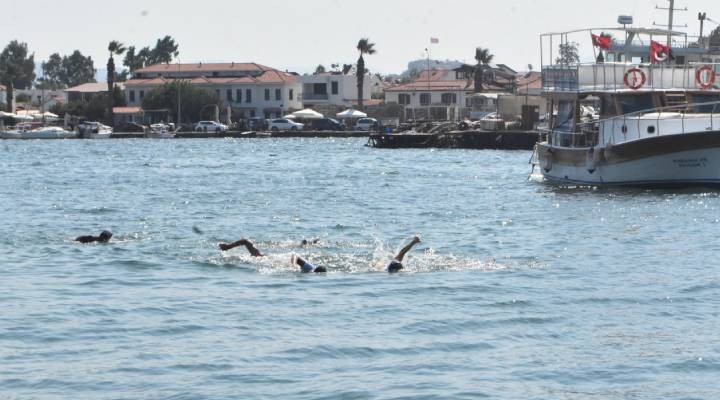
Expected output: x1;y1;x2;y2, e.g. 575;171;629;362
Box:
3;0;717;79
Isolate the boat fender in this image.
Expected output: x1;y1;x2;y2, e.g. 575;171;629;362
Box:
586;146;602;174
541;148;554;173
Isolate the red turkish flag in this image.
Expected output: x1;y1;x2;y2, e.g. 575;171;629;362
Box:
650;41;673;63
591;34;611;50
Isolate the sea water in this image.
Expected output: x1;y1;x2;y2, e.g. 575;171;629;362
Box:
0;138;718;399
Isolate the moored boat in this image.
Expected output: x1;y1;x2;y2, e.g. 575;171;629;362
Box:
532;27;720;187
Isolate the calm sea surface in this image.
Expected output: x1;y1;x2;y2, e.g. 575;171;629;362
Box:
1;138;719;399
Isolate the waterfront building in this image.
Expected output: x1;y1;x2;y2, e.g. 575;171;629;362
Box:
384;65;517;121
65;82;123;103
299;72;372;109
124;63;302;120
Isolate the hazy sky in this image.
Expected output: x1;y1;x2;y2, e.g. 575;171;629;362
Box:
3;0;716;77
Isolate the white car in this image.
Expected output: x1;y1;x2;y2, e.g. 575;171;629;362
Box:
269;118;304;131
195;121;228;133
354;118;378;131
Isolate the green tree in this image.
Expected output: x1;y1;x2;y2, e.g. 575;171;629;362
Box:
41;50;96;89
123;36;179;74
474;47;494;93
41;53;64;89
142;81;222;123
107;40;126;126
315;64;326;74
356;38;376;110
556;42;580;64
0;40;36;111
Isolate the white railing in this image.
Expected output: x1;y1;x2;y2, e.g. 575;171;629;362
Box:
542;62;720;92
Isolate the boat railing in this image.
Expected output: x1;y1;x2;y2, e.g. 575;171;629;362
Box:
542;62;720;93
553;100;720;146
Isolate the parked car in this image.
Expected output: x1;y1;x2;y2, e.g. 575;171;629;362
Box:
310;118;345;131
354;118;378;131
269;118;304;131
195;121;228;133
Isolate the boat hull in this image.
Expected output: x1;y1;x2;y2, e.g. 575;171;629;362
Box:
537;131;720;187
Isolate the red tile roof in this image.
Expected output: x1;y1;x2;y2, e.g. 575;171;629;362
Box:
113;106;143;114
515;72;542;89
136;62;275;74
65;82;124;93
125;66;297;87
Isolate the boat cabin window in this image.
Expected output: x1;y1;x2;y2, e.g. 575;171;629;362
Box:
688;93;720;113
553;100;575;132
617;94;654;115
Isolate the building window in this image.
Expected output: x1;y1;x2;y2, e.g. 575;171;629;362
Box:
250;110;256;117
236;89;242;103
441;93;456;104
289;89;294;100
265;89;270;101
398;94;410;105
246;89;252;103
139;90;144;100
331;81;339;95
420;93;431;106
226;89;233;102
275;88;281;101
129;90;135;102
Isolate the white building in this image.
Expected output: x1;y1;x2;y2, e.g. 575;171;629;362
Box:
385;69;478;121
299;73;371;108
0;84;15;112
125;63;303;119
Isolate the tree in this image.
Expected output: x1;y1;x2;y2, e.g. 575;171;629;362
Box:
356;38;376;110
0;40;36;111
556;42;580;65
41;53;64;89
107;40;126;126
474;47;494;93
41;51;96;89
142;81;222;123
123;36;179;74
314;64;326;74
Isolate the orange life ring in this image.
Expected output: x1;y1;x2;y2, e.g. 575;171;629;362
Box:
695;65;717;90
624;68;646;90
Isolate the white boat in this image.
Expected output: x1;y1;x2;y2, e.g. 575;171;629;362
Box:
78;122;113;139
22;127;77;139
531;27;720;187
145;123;176;139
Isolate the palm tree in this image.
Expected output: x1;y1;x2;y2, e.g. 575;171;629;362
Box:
106;40;126;126
474;47;494;93
356;38;376;110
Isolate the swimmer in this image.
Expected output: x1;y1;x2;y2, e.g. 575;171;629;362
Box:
300;238;320;246
218;238;326;273
75;230;113;244
387;236;421;273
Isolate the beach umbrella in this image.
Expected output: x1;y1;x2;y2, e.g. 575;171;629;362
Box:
0;111;17;118
291;108;324;119
283;114;297;119
336;109;367;118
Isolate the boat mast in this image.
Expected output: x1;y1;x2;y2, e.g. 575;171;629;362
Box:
655;0;687;46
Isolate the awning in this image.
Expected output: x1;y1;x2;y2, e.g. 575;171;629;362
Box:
336;108;367;118
292;108;324;119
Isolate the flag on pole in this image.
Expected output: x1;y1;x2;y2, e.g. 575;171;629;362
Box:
591;34;611;50
430;37;439;44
